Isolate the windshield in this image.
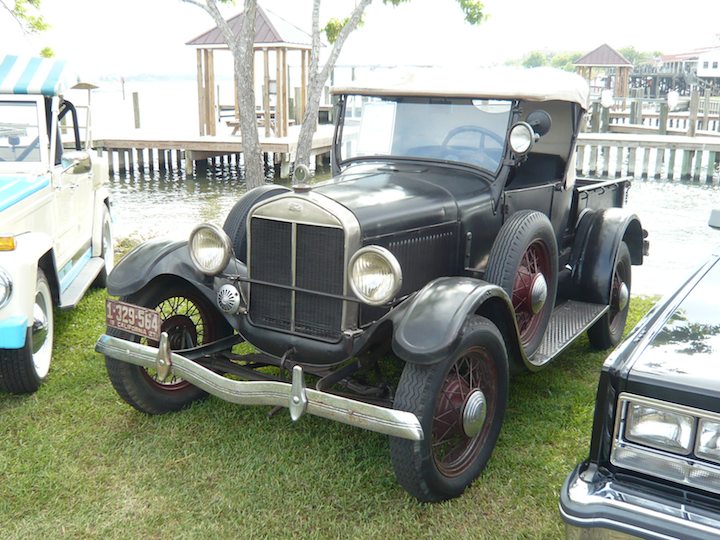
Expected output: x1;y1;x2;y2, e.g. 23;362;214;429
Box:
339;95;512;172
0;100;42;163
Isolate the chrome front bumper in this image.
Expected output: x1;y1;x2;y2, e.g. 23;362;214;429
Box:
560;464;720;540
95;333;424;441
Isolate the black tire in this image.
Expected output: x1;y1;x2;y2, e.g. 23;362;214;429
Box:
485;210;558;358
93;205;113;288
222;185;290;263
105;280;232;414
390;316;509;502
588;241;632;349
0;269;54;394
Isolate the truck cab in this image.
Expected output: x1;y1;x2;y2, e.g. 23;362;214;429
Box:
0;55;113;393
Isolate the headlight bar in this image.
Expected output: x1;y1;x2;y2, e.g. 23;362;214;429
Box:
612;393;720;495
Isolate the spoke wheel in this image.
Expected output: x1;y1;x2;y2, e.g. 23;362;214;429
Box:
105;280;232;414
588;241;632;349
390;316;508;502
485;210;558;359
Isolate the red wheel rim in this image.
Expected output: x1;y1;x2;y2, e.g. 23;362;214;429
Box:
431;348;498;477
141;295;208;391
511;239;551;347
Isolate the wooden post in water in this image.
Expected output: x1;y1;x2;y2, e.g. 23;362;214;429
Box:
681;150;693;180
615;146;624;178
641;147;651;179
702;90;711;131
667;149;676;180
687;90;699;137
693;150;704;181
118;149;126;175
659;103;668;135
133;92;141;129
158;149;166;172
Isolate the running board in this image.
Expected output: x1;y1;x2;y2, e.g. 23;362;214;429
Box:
530;300;609;368
59;257;105;309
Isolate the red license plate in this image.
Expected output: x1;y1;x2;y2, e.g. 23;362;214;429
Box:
105;299;161;341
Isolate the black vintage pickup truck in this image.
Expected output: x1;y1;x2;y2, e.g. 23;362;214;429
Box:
96;67;647;502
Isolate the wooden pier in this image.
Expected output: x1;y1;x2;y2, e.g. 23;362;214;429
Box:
94;124;334;179
93;125;720;185
576;132;720;182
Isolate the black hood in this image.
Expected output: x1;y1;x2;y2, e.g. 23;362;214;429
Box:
625;255;720;408
314;162;490;239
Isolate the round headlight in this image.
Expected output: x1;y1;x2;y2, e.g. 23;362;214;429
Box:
188;224;232;276
509;122;535;155
0;267;12;309
349;246;402;306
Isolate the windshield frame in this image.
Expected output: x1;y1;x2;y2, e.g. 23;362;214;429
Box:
334;93;515;176
0;94;49;173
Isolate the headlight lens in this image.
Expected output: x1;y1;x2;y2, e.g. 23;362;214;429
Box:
625;402;694;454
349;246;402;306
509;122;535;154
697;419;720;463
0;267;12;308
188;223;232;276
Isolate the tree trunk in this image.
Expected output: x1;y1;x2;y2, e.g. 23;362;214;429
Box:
294;0;372;173
183;0;264;188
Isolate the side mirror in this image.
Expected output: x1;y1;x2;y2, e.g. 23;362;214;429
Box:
526;110;552;137
61;150;91;174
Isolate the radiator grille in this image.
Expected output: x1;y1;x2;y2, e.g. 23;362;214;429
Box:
248;217;345;341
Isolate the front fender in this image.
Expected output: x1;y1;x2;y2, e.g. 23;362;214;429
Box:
571;208;644;304
108;239;210;299
390;276;514;365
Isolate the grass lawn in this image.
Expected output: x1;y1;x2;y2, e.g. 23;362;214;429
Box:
0;291;656;539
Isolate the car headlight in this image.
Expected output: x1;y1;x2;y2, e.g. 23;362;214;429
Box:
188;223;232;276
0;267;12;308
625;401;694;454
697;419;720;463
348;246;402;306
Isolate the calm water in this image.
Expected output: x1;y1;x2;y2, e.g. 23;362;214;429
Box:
108;166;720;298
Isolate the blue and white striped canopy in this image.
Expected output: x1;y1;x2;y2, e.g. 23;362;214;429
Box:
0;55;78;96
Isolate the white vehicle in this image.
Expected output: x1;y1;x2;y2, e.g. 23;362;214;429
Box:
0;55;112;393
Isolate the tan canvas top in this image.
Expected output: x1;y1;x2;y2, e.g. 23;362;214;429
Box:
331;67;589;109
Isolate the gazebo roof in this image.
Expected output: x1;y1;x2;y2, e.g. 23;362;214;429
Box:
186;4;312;49
574;44;632;68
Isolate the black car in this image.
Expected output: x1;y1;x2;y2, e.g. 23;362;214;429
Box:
560;212;720;539
96;68;647;502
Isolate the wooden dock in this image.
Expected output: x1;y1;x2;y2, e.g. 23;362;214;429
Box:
576;132;720;182
94;124;334;179
93;125;720;184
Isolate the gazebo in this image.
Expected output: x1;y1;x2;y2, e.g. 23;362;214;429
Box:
186;5;312;137
574;44;632;98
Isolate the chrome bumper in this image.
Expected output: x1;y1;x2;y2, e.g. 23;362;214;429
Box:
560;464;720;540
95;333;424;441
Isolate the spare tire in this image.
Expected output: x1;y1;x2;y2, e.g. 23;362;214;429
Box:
485;210;559;359
222;185;290;263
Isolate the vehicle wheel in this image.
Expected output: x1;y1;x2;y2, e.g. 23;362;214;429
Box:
389;316;508;502
105;281;232;414
93;205;113;288
485;210;558;358
222;185;290;263
587;241;631;349
0;269;54;393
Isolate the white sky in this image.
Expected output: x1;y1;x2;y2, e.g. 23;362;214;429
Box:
2;0;719;78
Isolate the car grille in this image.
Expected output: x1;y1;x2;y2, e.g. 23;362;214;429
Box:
248;217;345;341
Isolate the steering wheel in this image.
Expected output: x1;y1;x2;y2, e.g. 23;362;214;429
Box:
442;125;504;148
17;136;40;161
